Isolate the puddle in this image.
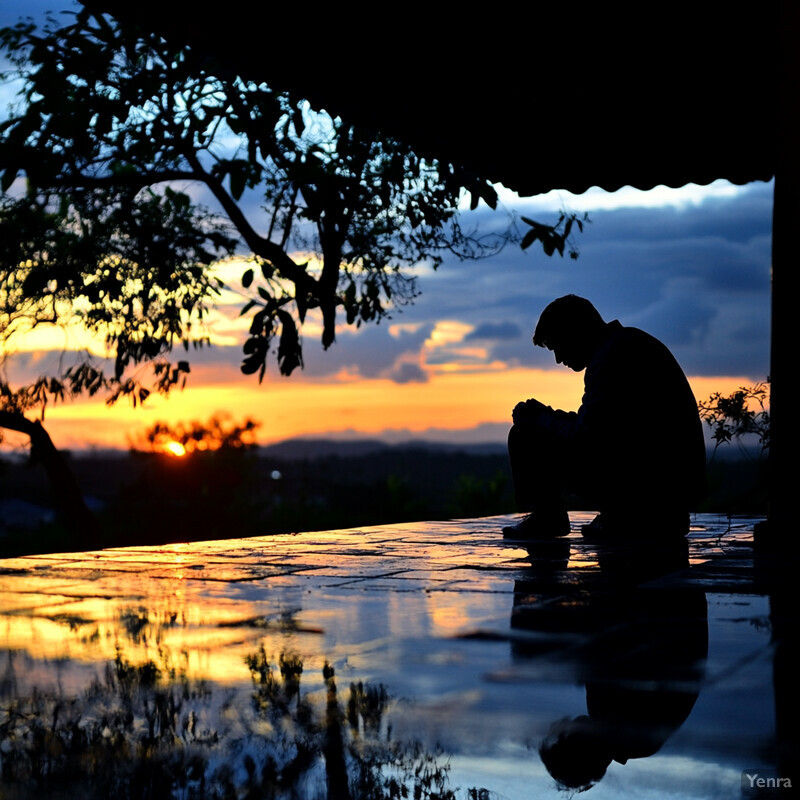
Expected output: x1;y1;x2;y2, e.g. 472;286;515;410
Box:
0;515;786;798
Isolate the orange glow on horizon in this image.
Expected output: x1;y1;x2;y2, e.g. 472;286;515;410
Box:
7;366;763;453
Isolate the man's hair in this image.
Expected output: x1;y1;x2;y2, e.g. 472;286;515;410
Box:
538;715;612;792
533;295;605;348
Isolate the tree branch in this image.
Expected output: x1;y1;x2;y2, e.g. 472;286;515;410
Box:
0;410;102;548
182;149;317;294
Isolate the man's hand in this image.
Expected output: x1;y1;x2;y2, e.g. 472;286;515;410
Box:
512;398;549;424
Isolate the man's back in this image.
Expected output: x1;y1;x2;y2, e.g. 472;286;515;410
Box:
578;322;706;511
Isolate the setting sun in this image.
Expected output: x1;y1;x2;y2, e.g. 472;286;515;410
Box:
164;441;187;457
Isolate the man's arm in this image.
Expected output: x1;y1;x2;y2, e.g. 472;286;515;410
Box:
512;398;548;424
512;398;577;431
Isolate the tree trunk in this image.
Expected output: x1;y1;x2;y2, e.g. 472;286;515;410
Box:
323;664;353;800
0;411;103;550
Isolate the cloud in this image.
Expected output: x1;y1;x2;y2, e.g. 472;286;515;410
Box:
386;362;428;384
465;322;523;341
631;290;714;346
298;322;434;383
389;180;772;382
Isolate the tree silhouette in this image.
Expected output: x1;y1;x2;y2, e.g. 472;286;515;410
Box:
133;415;261;455
698;380;770;456
0;8;583;537
0;8;503;404
0;642;476;799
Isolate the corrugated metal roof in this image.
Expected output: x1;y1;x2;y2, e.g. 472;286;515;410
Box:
83;0;780;195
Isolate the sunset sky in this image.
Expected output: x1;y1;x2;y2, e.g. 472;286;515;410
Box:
1;2;774;454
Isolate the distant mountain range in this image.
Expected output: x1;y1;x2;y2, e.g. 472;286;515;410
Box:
259;437;507;462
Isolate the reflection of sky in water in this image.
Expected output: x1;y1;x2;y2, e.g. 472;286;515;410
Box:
0;517;778;799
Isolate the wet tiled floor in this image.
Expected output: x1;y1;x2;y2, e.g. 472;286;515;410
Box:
0;511;791;799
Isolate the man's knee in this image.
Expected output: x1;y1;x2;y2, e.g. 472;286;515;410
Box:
508;424;574;476
508;422;566;454
509;423;546;467
507;423;528;452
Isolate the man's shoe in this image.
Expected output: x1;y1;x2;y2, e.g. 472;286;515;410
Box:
502;512;570;540
580;513;617;540
581;511;690;541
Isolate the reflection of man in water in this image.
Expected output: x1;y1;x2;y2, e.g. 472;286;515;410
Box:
511;540;708;794
504;295;706;540
537;576;708;792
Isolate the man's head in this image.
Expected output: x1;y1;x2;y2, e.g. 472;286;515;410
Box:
533;295;607;371
539;715;613;792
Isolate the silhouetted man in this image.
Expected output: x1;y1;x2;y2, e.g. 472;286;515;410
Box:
504;295;706;539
